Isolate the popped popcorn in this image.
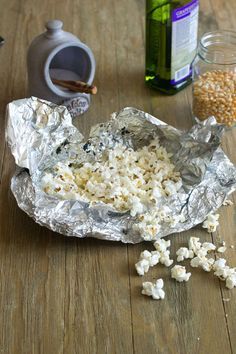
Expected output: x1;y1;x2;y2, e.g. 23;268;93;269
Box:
190;256;215;272
213;259;236;280
135;259;150;276
142;279;165;300
140;250;152;260
140;250;161;267
42;137;182;221
176;247;194;262
217;246;227;253
159;250;174;267
134;207;185;241
153;239;173;266
136;235;236;300
135;249;161;275
223;199;233;206
202;242;216;252
149;251;161;266
188;237;202;255
213;258;227;271
202;213;219;233
154;239;171;252
171;265;191;282
194;247;208;258
226;274;236;289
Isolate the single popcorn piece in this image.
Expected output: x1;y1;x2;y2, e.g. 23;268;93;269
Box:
188;237;202;255
202;242;216;252
136;249;161;275
176;247;194;262
213;258;227;271
195;247;208;258
190;256;215;272
202;213;219;233
140;250;152;260
214;265;235;280
154;239;171;252
159;250;174;267
226;274;236;290
142;279;165;300
217;246;227;253
171;265;191;282
212;255;236;289
149;251;161;266
140;249;161;267
223;199;233;206
135;259;150;276
212;258;236;280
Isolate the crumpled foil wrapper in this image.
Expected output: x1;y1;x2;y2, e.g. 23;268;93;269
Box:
6;97;236;243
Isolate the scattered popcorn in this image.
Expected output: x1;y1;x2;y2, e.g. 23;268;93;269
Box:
188;237;202;255
202;213;219;233
136;234;236;298
190;256;215;272
135;259;150;276
226;274;236;289
230;245;234;249
176;247;194;262
217;246;227;253
171;265;191;282
223;199;233;206
223;298;230;302
154;239;171;252
142;279;165;300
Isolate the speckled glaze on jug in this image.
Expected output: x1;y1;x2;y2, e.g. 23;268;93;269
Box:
27;20;96;117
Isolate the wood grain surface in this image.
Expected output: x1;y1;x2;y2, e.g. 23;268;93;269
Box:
0;1;235;354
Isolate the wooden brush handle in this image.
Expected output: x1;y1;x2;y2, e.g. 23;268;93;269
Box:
51;78;97;95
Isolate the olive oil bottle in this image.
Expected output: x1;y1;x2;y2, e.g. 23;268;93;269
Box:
146;0;199;94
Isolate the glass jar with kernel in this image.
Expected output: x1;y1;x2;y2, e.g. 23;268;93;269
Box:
192;30;236;126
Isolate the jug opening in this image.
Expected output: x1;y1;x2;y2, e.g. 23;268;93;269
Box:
44;44;93;98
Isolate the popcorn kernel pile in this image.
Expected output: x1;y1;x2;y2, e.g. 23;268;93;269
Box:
193;70;236;126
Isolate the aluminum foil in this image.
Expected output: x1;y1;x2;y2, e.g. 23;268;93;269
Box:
6;97;236;243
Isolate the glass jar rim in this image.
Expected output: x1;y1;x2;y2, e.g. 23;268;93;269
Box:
199;30;236;65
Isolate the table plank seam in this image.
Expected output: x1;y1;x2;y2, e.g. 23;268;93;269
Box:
218;280;234;354
211;232;233;354
127;245;136;354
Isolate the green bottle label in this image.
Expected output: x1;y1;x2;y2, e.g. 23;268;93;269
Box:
171;0;199;84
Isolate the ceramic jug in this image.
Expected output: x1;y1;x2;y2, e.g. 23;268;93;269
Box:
27;20;96;118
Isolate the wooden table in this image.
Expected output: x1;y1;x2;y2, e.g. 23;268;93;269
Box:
0;1;235;353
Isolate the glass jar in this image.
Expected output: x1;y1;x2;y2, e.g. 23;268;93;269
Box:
192;30;236;126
